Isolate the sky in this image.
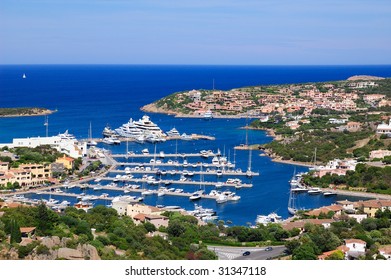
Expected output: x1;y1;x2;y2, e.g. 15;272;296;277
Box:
0;0;390;65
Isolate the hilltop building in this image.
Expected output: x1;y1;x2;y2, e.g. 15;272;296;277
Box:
376;120;391;135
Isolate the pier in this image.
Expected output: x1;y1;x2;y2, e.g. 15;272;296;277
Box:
101;177;252;188
112;153;214;158
111;168;259;177
26;184;241;202
81;133;215;144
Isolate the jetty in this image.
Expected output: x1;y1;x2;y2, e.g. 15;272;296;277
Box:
111;168;259;177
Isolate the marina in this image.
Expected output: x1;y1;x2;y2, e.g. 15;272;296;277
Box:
2;65;386;225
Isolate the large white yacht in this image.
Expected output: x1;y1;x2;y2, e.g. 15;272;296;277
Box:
133;115;165;137
57;130;77;141
115;118;143;138
115;115;165;140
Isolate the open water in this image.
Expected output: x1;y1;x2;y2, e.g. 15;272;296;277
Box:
1;65;391;225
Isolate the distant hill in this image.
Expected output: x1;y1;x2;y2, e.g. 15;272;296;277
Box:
347;75;385;81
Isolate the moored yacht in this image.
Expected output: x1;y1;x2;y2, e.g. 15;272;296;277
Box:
58;130;76;141
166;127;180;137
203;110;213;120
102;125;117;138
256;212;282;225
308;187;322;194
133;115;165;137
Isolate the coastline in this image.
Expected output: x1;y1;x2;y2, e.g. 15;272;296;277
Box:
0;109;57;118
323;187;391;200
141;103;250;119
142;103;315;167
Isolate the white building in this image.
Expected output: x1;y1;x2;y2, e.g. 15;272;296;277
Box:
376;120;391;135
0;135;87;159
329;118;348;124
379;245;391;260
345;239;366;259
111;196;139;215
347;214;367;223
316;159;357;177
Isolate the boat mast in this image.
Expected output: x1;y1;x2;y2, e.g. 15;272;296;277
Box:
89;121;92;140
44;115;49;137
248;149;252;172
153;143;157;169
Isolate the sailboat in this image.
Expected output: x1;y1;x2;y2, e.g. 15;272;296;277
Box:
246;149;253;178
44;115;49;137
287;187;298;215
22;73;26;79
190;165;204;201
87;122;98;146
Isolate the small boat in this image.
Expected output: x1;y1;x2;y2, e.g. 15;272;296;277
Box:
308;187;322;194
203;110;213;120
141;189;154;196
189;192;202;201
102;137;115;145
291;186;307;192
216;194;228;204
93;185;103;191
323;191;337;196
256;212;282;225
166;127;180;137
180;133;192;141
22;73;26;79
142;148;149;155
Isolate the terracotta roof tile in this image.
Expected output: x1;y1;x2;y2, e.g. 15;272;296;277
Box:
20;227;36;233
345;239;366;245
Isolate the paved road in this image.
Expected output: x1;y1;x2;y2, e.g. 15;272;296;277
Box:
208;245;286;260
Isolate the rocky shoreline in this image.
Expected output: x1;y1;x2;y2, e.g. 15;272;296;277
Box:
0;108;56;118
141;103;248;119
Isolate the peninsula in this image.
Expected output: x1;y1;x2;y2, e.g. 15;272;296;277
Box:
143;76;391;195
0;107;56;118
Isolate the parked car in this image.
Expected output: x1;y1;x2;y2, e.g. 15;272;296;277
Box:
242;251;251;256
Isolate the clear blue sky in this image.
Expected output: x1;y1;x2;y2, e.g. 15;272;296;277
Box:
0;0;390;65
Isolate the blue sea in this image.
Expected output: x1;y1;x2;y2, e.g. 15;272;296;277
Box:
1;65;391;225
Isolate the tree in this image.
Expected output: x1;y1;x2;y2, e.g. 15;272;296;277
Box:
325;250;345;260
143;222;156;233
292;242;318;260
0;220;6;242
35;202;58;234
167;220;186;237
10;219;22;244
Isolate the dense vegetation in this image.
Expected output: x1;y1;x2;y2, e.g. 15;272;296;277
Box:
302;164;391;194
0;204;295;260
263;130;371;163
1;145;62;166
288;210;391;260
1;203;390;260
0;107;51;116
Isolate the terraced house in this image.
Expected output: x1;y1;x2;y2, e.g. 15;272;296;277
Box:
0;162;52;189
